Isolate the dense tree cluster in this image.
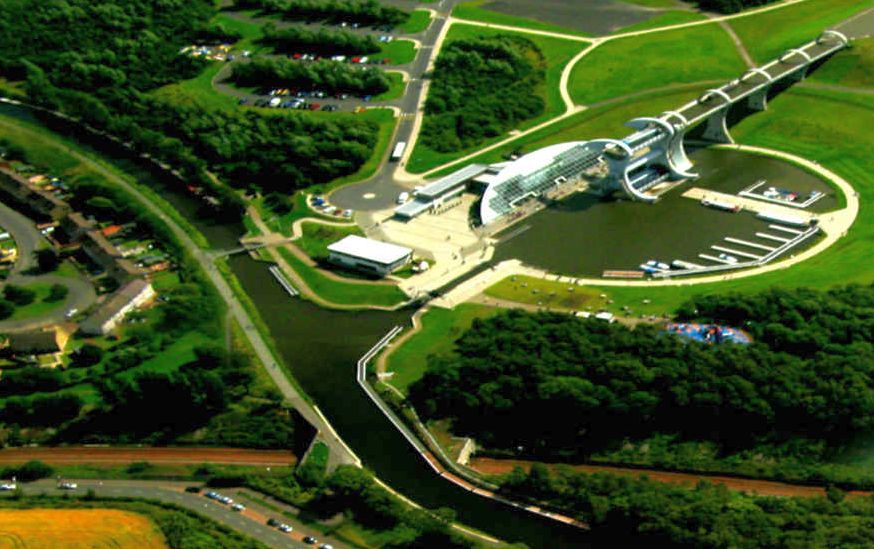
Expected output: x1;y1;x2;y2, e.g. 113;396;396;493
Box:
410;285;874;456
502;465;874;547
0;0;379;203
232;57;389;96
248;465;475;548
261;23;381;55
236;0;408;27
695;0;777;13
422;36;546;153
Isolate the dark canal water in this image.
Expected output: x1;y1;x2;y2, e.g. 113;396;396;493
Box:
494;148;835;276
0;104;591;546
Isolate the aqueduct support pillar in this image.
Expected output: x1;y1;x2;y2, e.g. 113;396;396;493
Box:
700;109;734;144
747;88;769;112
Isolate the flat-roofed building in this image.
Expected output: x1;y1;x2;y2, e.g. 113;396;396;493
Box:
327;235;412;277
394;164;488;221
79;278;155;335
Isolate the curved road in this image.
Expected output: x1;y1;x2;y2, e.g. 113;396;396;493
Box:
16;479;349;549
329;1;462;212
0;197;96;332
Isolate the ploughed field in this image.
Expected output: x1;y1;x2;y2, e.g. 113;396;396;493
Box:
0;509;168;548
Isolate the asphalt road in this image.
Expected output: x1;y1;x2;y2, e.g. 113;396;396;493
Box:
329;1;461;212
0;195;97;332
15;479;348;549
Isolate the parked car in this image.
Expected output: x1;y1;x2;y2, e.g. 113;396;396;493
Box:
308;103;321;110
231;503;245;512
303;536;318;545
267;518;280;527
321;105;337;111
184;486;201;493
58;482;78;490
278;524;293;533
0;483;17;491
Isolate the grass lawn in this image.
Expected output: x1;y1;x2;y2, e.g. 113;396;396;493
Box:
808;37;874;89
117;332;209;379
300;441;329;471
151;63;238;111
400;10;432;34
406;23;588;173
374;72;407;101
728;0;874;63
451;0;590;37
385;304;496;393
6;283;65;321
485;87;874;317
568;23;745;105
485;275;605;310
620;0;684;7
277;247;407;307
296;221;362;260
612;10;706;34
379;39;418;65
211;12;266;52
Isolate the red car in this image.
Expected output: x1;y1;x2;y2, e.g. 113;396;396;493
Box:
309;103;321;110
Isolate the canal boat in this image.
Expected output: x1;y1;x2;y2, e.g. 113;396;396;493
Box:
701;198;741;213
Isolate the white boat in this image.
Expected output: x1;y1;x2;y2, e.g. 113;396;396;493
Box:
701;198;741;213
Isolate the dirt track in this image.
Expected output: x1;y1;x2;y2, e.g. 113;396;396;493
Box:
469;458;870;498
0;447;296;466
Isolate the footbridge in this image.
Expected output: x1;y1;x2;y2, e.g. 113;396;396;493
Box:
587;30;849;203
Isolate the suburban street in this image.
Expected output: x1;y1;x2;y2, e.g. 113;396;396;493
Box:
0;194;97;332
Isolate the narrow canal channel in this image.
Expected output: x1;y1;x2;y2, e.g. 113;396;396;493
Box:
0;104;592;546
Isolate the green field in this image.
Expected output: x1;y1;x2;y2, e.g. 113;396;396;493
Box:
379;39;418;65
808;37;874;89
5;283;65;322
569;22;745;105
612;10;706;34
406;23;588;173
277;247;407;308
452;0;589;36
400;10;432;34
374;72;407;101
385;304;496;393
295;222;362;260
728;0;874;63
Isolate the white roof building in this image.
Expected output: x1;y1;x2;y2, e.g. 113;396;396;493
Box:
327;235;412;276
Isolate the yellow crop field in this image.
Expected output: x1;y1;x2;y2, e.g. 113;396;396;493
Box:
0;509;169;548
